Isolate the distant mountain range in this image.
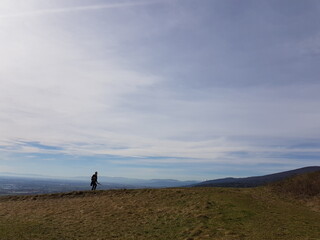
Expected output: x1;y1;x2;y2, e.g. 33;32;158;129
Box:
71;176;199;188
193;166;320;188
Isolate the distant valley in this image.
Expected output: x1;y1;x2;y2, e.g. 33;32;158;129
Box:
1;166;319;196
0;174;199;196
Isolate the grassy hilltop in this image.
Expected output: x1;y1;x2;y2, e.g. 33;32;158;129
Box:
0;174;319;240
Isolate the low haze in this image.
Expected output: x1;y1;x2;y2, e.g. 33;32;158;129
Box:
1;0;319;180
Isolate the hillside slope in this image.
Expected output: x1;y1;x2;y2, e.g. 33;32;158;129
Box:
194;166;320;187
270;170;320;213
271;170;320;197
0;187;319;240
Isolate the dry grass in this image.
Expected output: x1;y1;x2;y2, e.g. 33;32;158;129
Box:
270;171;320;212
271;171;320;198
0;188;319;240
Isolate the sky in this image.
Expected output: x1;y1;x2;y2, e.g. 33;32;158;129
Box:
0;0;320;180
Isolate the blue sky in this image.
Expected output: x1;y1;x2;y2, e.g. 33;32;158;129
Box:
0;0;319;180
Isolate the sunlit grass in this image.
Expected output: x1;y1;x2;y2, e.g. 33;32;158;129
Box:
0;187;319;240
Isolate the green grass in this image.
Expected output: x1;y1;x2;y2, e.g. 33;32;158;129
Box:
0;187;319;240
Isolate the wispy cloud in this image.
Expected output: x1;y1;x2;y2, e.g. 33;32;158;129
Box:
0;0;163;18
1;0;319;179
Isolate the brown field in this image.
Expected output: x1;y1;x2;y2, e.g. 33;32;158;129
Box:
0;186;319;240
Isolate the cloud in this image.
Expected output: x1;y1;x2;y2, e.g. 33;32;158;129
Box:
1;0;320;179
0;165;14;173
0;0;164;18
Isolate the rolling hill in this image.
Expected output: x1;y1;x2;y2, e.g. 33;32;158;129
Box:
193;166;320;188
0;171;319;240
270;170;320;197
